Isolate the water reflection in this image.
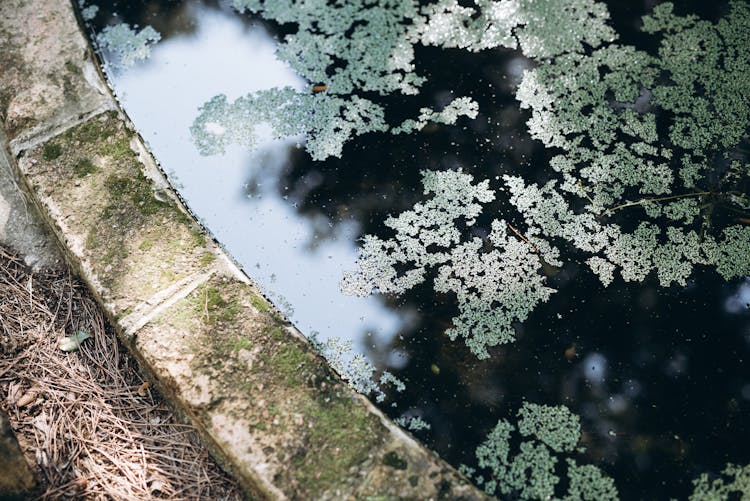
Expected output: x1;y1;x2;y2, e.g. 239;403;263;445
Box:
725;278;750;314
105;3;408;349
80;0;750;498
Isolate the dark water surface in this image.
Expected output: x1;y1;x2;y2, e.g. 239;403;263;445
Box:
77;1;749;498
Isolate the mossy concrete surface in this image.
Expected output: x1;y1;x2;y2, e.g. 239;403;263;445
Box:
0;0;489;499
19;111;215;319
0;0;111;151
139;276;482;499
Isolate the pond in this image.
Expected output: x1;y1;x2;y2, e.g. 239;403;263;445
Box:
76;0;749;498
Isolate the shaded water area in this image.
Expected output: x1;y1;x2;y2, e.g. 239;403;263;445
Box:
77;0;749;498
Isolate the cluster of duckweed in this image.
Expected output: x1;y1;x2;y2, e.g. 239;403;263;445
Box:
461;402;617;500
191;89;389;161
96;22;161;70
193;0;535;159
91;0;749;497
689;463;750;500
310;335;405;402
341;169;555;359
345;1;750;354
333;2;750;497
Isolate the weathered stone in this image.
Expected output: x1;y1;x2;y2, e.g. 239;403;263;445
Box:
0;409;38;498
0;0;111;150
138;275;484;500
18;112;215;319
0;129;64;270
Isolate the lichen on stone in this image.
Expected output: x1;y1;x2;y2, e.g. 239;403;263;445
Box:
97;23;161;70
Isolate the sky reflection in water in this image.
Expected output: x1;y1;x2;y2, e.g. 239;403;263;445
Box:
110;5;409;354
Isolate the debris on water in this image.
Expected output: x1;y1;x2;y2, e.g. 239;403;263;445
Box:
564;342;577;362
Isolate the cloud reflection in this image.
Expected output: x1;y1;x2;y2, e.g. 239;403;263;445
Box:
109;3;408;351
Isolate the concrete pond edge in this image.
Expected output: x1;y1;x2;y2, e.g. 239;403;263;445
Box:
0;0;488;499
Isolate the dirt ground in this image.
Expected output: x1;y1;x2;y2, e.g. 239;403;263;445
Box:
0;245;242;500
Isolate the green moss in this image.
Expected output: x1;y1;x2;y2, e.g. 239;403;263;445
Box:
250;293;271;313
100;137;135;161
64;60;82;76
170;278;384;498
196;286;242;325
139;240;154;252
73;158;97;177
64;115;112;143
266;331;310;384
192;231;207;247
228;337;253;352
213;334;253;356
294;394;380;495
42;142;62;161
199;252;216;266
103;174;169;217
383;451;408;470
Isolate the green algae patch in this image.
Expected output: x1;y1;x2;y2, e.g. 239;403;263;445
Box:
249;292;271;313
42;142;62;161
73;158;97;177
21;112;213;315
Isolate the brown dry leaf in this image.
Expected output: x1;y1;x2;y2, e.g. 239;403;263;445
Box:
16;388;38;407
136;381;151;397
